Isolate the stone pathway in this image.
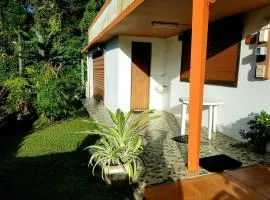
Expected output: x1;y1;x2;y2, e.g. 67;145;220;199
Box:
82;98;270;186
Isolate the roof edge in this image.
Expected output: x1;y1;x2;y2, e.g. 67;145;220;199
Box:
88;0;112;31
81;0;145;54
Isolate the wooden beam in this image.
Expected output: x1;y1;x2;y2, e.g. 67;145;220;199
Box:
187;0;210;172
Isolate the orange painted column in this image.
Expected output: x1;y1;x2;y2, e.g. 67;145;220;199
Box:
187;0;210;172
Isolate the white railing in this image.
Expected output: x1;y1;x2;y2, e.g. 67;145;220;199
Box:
88;0;135;43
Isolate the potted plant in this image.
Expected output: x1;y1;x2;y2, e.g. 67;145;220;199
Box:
84;109;160;188
239;111;270;154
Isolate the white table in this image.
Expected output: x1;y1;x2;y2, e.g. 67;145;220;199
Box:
179;97;223;140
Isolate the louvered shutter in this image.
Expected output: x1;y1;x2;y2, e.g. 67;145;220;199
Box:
180;14;243;86
93;51;104;100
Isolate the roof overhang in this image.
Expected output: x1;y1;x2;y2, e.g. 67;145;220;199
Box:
82;0;270;53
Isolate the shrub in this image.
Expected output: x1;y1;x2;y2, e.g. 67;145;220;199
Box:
2;62;83;122
35;64;83;120
0;87;8;122
240;111;270;154
0;52;18;83
3;77;33;120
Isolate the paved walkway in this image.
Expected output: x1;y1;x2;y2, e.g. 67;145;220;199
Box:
82;98;270;186
144;165;270;200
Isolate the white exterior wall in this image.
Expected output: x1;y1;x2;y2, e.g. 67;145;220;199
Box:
104;38;119;112
104;36;167;112
163;36;183;115
164;6;270;140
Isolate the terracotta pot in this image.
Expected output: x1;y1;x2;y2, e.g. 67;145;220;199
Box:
103;165;129;188
245;34;257;45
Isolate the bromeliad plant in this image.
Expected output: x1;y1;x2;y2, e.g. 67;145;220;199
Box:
84;109;160;184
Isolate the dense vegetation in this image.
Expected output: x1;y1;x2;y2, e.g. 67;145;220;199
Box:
0;0;105;126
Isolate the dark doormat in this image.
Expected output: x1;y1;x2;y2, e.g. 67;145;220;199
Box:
199;154;242;172
172;135;188;144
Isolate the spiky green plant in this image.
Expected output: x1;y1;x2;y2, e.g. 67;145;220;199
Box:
0;87;8;122
84;109;160;183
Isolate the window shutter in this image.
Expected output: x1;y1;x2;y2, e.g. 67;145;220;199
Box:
180;14;243;86
93;51;104;100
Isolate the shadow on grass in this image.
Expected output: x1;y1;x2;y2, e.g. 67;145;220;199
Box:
0;120;134;200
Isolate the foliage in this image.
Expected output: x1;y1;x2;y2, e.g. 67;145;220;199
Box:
0;87;8;122
239;111;270;154
3;77;33;120
84;109;160;183
79;0;105;44
0;51;18;83
33;113;54;129
28;30;62;63
0;0;105;122
79;0;105;33
35;64;83;120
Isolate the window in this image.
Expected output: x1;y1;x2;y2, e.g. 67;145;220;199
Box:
180;14;244;87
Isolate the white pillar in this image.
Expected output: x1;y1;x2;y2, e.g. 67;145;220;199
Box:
86;53;94;98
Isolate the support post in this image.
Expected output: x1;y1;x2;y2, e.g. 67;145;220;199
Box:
188;0;210;172
81;58;85;87
86;53;94;98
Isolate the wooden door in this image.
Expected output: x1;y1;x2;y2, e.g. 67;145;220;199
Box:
93;51;104;101
131;42;151;110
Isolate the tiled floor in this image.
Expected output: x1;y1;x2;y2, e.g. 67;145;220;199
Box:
144;165;270;200
141;112;270;185
82;98;270;186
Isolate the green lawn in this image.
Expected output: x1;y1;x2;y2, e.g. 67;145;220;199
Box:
0;117;133;200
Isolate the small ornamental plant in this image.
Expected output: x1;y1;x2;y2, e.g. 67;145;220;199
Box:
84;109;160;187
239;111;270;154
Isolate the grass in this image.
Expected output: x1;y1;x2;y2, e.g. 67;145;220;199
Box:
0;116;133;200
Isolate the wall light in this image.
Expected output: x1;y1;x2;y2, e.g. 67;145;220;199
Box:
152;21;179;29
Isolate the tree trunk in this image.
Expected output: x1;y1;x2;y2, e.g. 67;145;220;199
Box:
18;34;23;75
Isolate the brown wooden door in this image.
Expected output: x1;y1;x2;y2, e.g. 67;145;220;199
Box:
131;42;151;110
93;51;104;101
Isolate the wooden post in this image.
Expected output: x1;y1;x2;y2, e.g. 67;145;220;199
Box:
187;0;210;172
81;58;85;87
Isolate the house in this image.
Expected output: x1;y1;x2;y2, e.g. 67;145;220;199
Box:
82;0;270;171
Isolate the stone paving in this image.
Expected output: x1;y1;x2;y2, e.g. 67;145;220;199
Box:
141;111;270;185
82;98;270;186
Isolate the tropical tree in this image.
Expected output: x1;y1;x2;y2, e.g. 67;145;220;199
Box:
0;0;105;123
